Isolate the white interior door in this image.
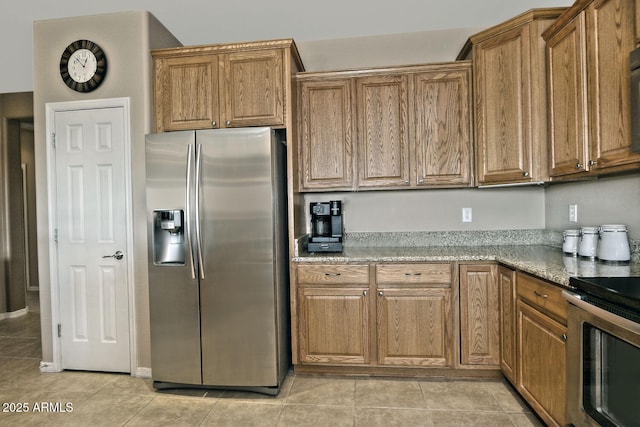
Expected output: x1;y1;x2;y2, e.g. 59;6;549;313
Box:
53;107;130;372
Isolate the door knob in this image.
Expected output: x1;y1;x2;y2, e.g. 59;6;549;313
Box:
102;250;124;260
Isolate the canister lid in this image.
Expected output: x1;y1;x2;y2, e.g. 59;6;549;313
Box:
563;229;580;236
580;226;599;233
599;224;627;232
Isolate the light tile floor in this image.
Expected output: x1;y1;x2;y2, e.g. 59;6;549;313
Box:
0;294;544;426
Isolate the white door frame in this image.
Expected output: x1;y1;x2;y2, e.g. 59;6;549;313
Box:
45;97;137;374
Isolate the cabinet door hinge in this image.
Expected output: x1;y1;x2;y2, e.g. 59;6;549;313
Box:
51;132;56;148
53;229;58;243
57;324;61;338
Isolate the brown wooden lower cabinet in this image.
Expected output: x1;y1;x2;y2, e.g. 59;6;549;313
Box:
294;262;455;370
297;286;370;365
377;287;453;367
459;263;500;367
516;272;568;427
498;266;517;385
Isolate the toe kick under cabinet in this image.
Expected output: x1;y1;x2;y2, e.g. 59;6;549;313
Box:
292;261;502;377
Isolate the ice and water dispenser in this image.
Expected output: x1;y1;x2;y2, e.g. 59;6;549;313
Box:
152;209;185;265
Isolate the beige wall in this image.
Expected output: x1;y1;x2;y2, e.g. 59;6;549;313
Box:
33;11;180;372
305;186;545;233
298;27;482;71
545;174;640;239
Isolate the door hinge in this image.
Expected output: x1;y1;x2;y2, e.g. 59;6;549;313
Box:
57;324;61;338
51;132;56;148
53;229;58;243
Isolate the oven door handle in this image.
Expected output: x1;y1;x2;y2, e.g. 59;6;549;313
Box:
562;290;640;334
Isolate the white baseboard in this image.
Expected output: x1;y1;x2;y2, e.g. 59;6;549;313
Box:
39;361;61;373
0;308;28;320
135;367;152;378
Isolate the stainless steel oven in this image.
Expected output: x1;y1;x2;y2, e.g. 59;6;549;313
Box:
564;277;640;427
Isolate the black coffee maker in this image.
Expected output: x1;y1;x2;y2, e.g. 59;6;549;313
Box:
308;201;343;252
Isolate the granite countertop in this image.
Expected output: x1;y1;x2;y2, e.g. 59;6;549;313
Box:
292;245;640;288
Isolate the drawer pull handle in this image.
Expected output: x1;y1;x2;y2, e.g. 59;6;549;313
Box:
405;273;422;276
534;290;548;298
325;273;342;277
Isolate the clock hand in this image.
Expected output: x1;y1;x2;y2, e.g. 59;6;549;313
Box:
73;56;87;68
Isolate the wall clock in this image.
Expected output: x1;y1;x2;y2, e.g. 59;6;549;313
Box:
59;39;107;92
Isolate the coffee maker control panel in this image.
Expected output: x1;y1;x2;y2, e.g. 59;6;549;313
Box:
308;201;343;252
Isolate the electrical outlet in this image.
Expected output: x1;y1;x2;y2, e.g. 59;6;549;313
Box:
569;204;578;222
462;207;472;223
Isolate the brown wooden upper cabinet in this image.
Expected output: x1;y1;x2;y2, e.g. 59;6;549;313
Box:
543;0;640;178
298;78;355;190
458;8;565;186
152;39;303;132
296;62;473;191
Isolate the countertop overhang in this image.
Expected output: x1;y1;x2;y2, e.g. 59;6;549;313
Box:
292;245;640;287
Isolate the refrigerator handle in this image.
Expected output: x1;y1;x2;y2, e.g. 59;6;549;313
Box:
195;143;205;279
186;144;196;279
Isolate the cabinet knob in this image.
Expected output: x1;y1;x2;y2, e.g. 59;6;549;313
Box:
523;171;530;177
403;180;410;185
588;160;597;167
211;121;217;127
576;163;584;169
363;290;368;296
417;178;424;184
378;291;384;296
562;334;568;342
225;120;231;126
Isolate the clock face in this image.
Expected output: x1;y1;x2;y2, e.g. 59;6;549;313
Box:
68;49;98;83
60;40;107;92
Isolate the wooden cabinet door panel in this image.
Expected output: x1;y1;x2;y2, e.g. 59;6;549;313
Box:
298;287;370;364
156;55;220;132
587;0;640;169
498;266;517;384
475;28;532;184
221;49;284;127
299;79;354;190
377;288;453;367
356;75;410;187
413;69;472;187
517;300;568;427
547;14;588;177
459;264;499;366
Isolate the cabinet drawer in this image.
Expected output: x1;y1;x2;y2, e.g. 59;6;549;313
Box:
517;272;567;324
297;264;370;284
376;263;451;286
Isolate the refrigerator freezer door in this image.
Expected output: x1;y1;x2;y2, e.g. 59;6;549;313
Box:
146;131;202;385
196;128;280;387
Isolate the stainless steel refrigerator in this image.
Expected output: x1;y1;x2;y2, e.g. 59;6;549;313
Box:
145;127;289;395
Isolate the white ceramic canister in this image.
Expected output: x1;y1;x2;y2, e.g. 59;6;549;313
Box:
597;224;630;262
562;229;580;255
578;227;599;258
